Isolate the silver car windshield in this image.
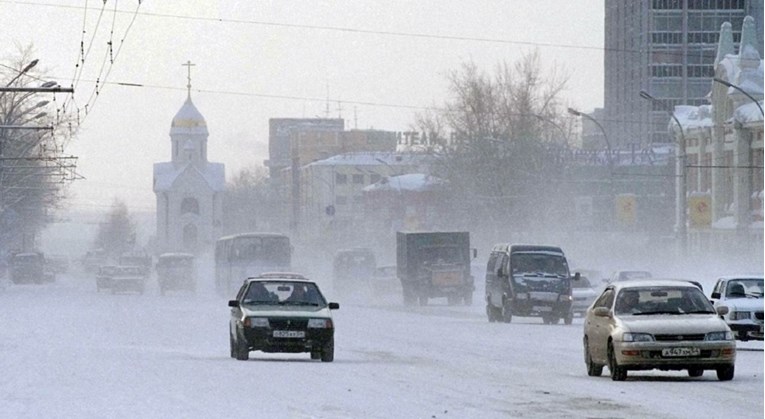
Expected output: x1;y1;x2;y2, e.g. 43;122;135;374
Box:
614;287;715;316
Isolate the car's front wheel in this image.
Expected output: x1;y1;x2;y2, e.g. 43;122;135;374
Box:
233;332;249;361
716;365;734;381
321;338;334;362
501;301;512;323
584;337;603;377
608;342;627;381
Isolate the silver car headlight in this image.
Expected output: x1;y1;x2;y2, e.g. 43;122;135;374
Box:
244;317;270;328
730;311;751;320
307;318;333;328
705;331;734;341
622;332;654;342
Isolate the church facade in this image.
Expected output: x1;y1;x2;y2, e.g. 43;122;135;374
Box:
153;93;225;255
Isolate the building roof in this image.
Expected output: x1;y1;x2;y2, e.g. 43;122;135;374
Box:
170;97;208;136
306;151;433;168
153;162;225;192
363;173;444;192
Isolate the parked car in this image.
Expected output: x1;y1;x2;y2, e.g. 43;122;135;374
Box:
228;272;339;362
571;275;598;315
9;252;51;284
371;265;401;297
102;265;146;294
709;275;764;341
332;248;376;299
156;253;196;295
583;279;735;381
608;270;652;284
95;265;118;292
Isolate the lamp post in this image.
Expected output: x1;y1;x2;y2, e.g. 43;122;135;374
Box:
568;108;616;231
567;108;613;161
713;77;764;116
639;90;687;257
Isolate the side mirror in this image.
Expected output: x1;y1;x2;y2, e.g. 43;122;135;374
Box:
711;292;720;299
328;302;340;310
716;306;729;316
593;307;611;318
573;272;581;281
228;300;239;308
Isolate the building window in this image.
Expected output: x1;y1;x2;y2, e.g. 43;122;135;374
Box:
352;174;364;184
181;197;200;215
335;173;347;184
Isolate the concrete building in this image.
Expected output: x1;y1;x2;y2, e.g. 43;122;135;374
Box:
153;93;225;255
604;0;763;148
295;152;433;245
675;16;763;261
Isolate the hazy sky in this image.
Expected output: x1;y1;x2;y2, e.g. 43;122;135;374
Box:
0;0;604;215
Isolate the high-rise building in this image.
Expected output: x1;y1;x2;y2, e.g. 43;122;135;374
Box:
604;0;763;148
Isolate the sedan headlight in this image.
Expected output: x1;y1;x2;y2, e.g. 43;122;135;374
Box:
730;311;751;320
307;318;333;328
622;332;654;342
705;331;734;341
244;317;270;328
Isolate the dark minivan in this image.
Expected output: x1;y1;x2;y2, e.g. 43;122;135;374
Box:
485;244;578;325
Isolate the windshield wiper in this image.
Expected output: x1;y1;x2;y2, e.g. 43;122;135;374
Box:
683;310;716;314
280;301;319;306
633;310;683;315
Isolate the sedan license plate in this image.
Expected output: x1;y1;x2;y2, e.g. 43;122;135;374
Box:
273;330;305;338
533;306;553;312
662;347;700;357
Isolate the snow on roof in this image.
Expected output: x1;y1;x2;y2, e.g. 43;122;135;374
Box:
153;162;225;192
672;105;714;133
170;97;209;136
733;101;764;125
362;173;444;192
306;151;432;167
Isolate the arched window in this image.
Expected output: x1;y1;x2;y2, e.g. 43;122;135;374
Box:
181;197;199;215
183;224;198;251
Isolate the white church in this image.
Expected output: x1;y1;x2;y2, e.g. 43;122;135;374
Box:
153;72;225;255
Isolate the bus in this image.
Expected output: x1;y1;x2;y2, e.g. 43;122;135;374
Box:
214;233;292;296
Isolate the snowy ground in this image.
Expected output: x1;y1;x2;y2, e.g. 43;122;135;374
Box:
1;271;762;419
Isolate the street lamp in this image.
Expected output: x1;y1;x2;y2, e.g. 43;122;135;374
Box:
639;89;687;257
713;77;764;116
5;59;38;87
567;108;613;162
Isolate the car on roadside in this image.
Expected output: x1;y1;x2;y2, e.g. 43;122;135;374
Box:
371;265;401;297
709;275;764;341
607;270;652;284
571;275;598;316
100;265;146;295
228;272;339;362
583;279;736;381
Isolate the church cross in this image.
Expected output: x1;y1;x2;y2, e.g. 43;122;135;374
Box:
182;60;196;98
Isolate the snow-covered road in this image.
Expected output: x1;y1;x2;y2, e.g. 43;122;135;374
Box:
1;273;762;418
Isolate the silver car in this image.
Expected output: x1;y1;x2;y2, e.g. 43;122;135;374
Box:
583;279;735;381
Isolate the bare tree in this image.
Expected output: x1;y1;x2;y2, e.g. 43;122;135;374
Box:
0;45;75;253
94;199;136;259
416;51;574;232
222;165;280;234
